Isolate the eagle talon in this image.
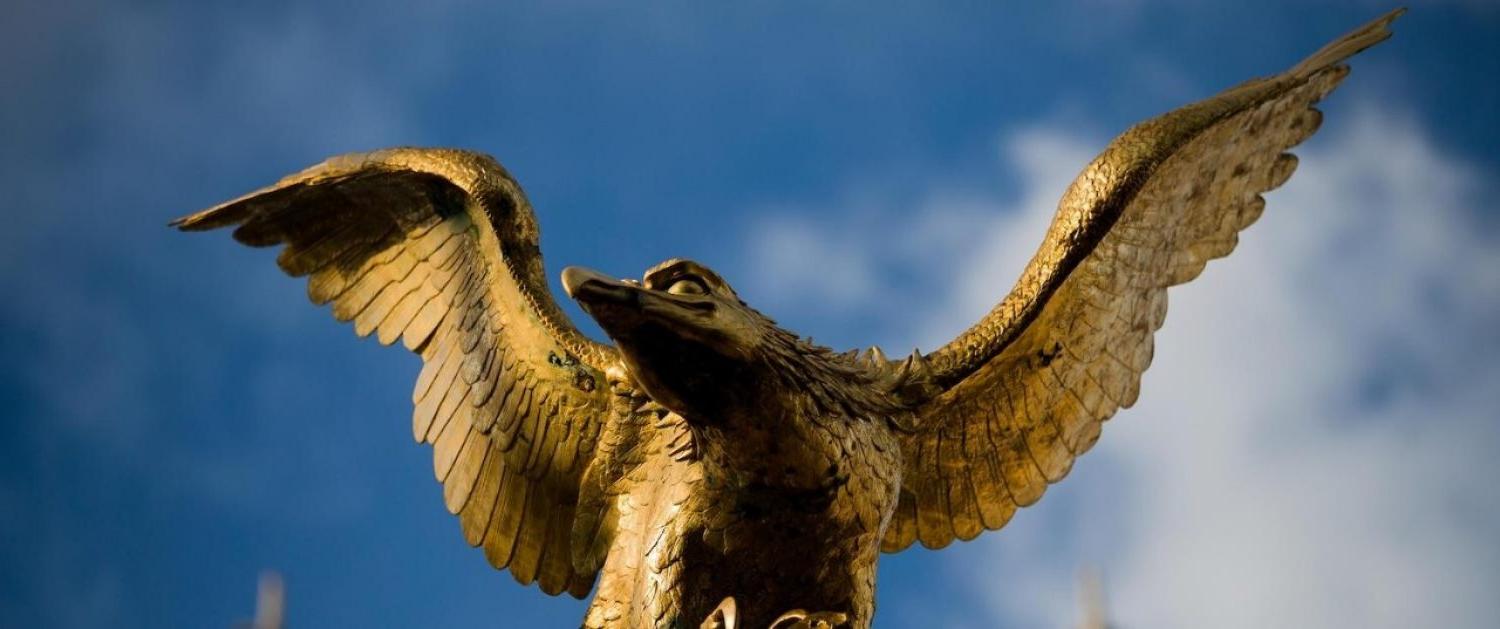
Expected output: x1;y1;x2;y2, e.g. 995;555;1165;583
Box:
768;609;850;629
698;598;849;629
700;596;738;629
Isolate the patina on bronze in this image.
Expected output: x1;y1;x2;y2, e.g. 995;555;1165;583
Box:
174;10;1401;628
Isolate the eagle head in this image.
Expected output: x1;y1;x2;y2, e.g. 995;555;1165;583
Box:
562;258;776;421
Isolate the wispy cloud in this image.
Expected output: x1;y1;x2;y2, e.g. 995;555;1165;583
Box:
3;2;1492;627
740;105;1500;627
1099;106;1500;629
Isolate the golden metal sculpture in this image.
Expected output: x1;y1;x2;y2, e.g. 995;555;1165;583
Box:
174;10;1401;628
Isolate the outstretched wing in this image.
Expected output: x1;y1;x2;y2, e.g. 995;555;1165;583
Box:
881;10;1402;552
175;148;616;596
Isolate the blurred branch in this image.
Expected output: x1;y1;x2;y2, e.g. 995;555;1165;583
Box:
1076;566;1111;629
233;571;284;629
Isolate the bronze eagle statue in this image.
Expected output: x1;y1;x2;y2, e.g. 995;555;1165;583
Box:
174;10;1401;628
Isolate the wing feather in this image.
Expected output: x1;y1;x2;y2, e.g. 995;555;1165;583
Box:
510;482;553;585
443;428;487;512
461;444;505;546
432;387;474;481
884;10;1401;552
174;148;617;597
484;464;529;569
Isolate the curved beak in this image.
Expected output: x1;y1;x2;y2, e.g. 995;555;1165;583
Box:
564;265;747;365
562;266;638;304
563;265;716;335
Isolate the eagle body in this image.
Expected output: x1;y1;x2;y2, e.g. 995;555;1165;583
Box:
174;11;1400;628
560;288;908;627
583;382;900;628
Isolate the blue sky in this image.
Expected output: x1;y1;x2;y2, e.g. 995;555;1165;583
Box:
3;2;1498;627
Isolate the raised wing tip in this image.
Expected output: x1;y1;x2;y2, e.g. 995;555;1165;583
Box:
168;209;206;230
169;204;233;231
1292;7;1405;77
1366;6;1407;41
167;212;200;230
170;182;282;232
1350;7;1406;41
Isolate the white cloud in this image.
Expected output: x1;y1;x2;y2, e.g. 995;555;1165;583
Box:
1102;106;1500;629
738;134;1088;350
741;105;1500;628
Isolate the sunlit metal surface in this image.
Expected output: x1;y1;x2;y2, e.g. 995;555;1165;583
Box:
176;9;1400;627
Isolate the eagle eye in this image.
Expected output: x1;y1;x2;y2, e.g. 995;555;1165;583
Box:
666;277;709;296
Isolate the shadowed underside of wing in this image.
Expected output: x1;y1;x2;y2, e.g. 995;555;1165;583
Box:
174;148;617;597
882;9;1403;552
